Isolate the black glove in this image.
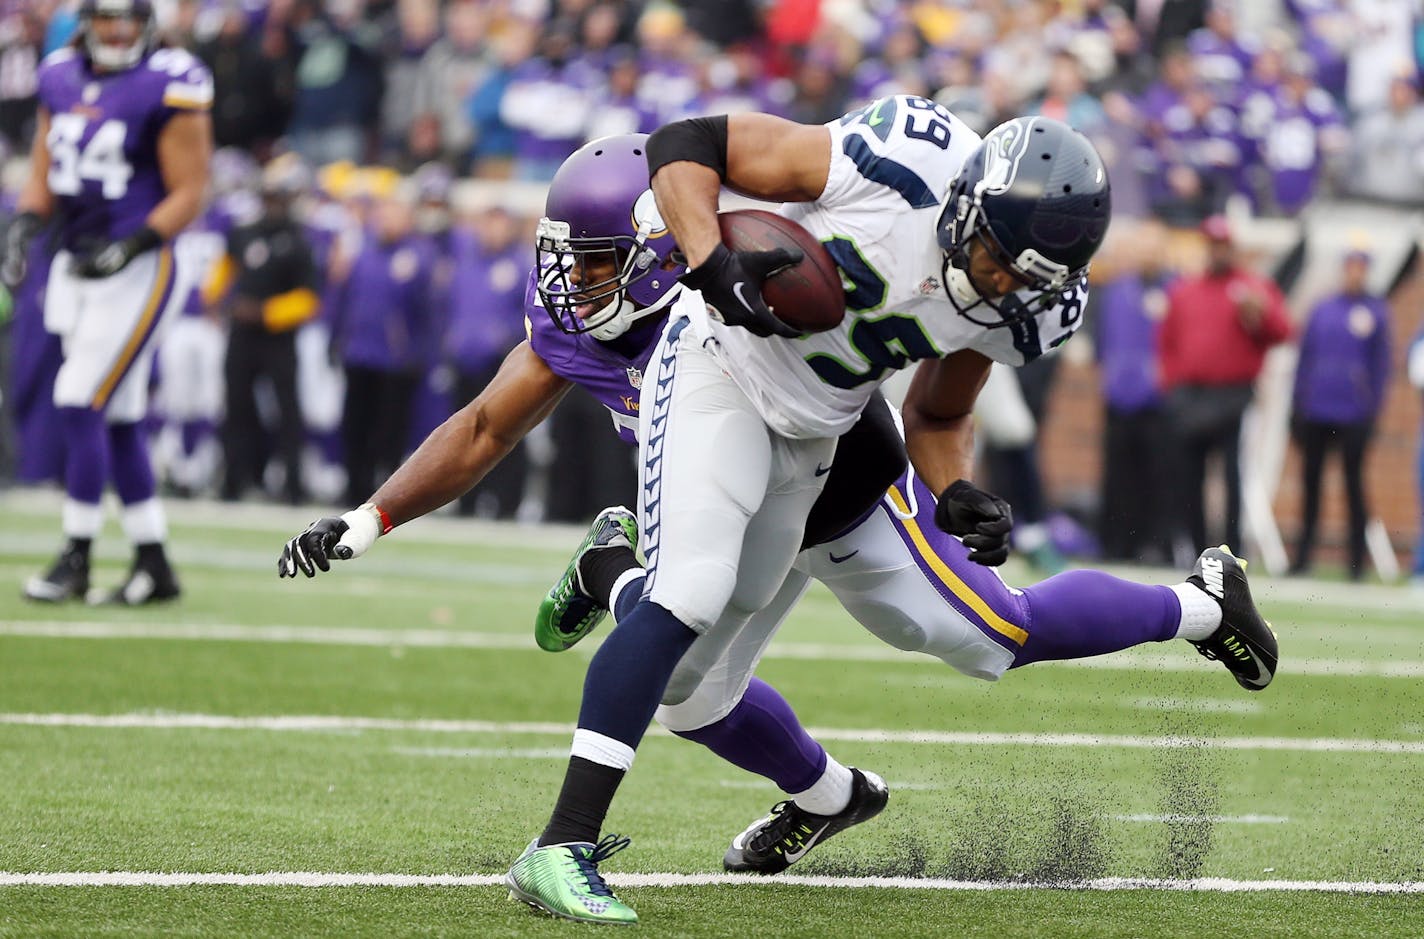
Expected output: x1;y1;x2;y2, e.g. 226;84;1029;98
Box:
70;225;162;279
680;243;803;339
1;211;41;287
278;516;351;578
934;479;1014;566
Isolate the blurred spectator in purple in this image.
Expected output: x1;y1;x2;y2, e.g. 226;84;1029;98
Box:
1033;50;1107;131
329;188;433;506
632;5;700;123
287;0;385;166
682;48;793;122
1186;1;1256;92
850;21;927;106
585;48;662;140
1093;221;1175;563
196;2;294;159
0;3;41;150
1256;54;1348;215
1289;248;1391;579
1137;43;1195;134
466;20;535;178
1285;0;1351;100
406;162;459;447
380;0;439;167
500;29;597;180
1153;80;1244;223
1349;73;1424;205
443;205;532;518
411;0;489;172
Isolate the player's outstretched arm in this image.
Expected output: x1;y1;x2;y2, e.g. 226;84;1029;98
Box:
278;342;571;578
902;351;1014;566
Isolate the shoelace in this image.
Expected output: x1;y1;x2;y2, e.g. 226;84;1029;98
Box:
569;833;631;898
748;801;817;854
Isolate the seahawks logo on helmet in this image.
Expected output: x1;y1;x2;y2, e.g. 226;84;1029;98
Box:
977;119;1035;197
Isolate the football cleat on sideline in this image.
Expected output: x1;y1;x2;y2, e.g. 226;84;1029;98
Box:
1186;545;1278;691
534;505;638;652
505;834;638;925
724;768;889;875
87;561;181;606
22;548;90;603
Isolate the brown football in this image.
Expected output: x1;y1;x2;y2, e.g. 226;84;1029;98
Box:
716;209;846;334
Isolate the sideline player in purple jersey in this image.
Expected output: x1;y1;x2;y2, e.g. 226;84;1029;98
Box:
278;130;1277;925
2;0;212;604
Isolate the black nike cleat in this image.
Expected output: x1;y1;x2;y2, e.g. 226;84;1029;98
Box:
1186;545;1278;691
723;768;889;874
89;561;182;606
23;548;90;603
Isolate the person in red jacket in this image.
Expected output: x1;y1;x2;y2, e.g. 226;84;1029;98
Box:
1159;215;1292;554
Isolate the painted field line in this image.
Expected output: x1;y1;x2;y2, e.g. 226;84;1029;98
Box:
4;711;1423;754
1110;814;1289;824
4;619;1423;679
0;871;1421;894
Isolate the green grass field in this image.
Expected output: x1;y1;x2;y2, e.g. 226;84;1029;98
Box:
2;491;1422;937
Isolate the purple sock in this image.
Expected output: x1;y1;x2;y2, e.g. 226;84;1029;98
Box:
109;421;157;504
1013;571;1180;668
673;677;828;794
60;407;108;503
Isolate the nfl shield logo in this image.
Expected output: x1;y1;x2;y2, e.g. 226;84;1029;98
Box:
83;84;100;104
626;367;643;389
919;277;940;296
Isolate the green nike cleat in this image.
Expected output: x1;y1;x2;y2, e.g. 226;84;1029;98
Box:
505;835;638;925
534;505;638;652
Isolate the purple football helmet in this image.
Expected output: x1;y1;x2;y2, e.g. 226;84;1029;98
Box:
535;134;686;340
78;0;157;71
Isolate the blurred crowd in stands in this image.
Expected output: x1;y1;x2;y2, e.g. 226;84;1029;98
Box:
3;0;1424;580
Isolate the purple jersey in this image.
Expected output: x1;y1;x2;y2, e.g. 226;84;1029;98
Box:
1261;89;1344;213
37;46;213;253
524;271;662;446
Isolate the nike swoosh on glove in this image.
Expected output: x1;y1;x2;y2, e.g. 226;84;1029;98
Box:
680;243;803;338
70;226;162;279
934;479;1013;566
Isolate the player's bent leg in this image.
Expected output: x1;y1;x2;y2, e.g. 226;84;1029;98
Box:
535;505;639;652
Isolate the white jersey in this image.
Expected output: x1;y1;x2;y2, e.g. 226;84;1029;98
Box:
679;95;1089;439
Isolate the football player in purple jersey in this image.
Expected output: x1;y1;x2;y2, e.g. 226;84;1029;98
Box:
280;126;1276;925
3;0;212;604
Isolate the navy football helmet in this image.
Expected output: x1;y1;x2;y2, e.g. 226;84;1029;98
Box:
535;134;686;340
937;117;1111;328
78;0;157;72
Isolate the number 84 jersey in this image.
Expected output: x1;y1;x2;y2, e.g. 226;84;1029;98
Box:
37;46;213;254
681;95;1088;440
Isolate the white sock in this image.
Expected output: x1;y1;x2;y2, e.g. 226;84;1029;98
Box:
121;498;168;545
62;499;103;540
570;728;636;771
791;754;854;816
608;568;645;623
1171;583;1222;640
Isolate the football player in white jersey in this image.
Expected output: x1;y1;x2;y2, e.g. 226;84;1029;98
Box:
503;98;1275;926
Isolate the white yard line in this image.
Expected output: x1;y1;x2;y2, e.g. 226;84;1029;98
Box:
3;711;1422;754
4;619;1423;679
1109;814;1290;824
0;870;1420;893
